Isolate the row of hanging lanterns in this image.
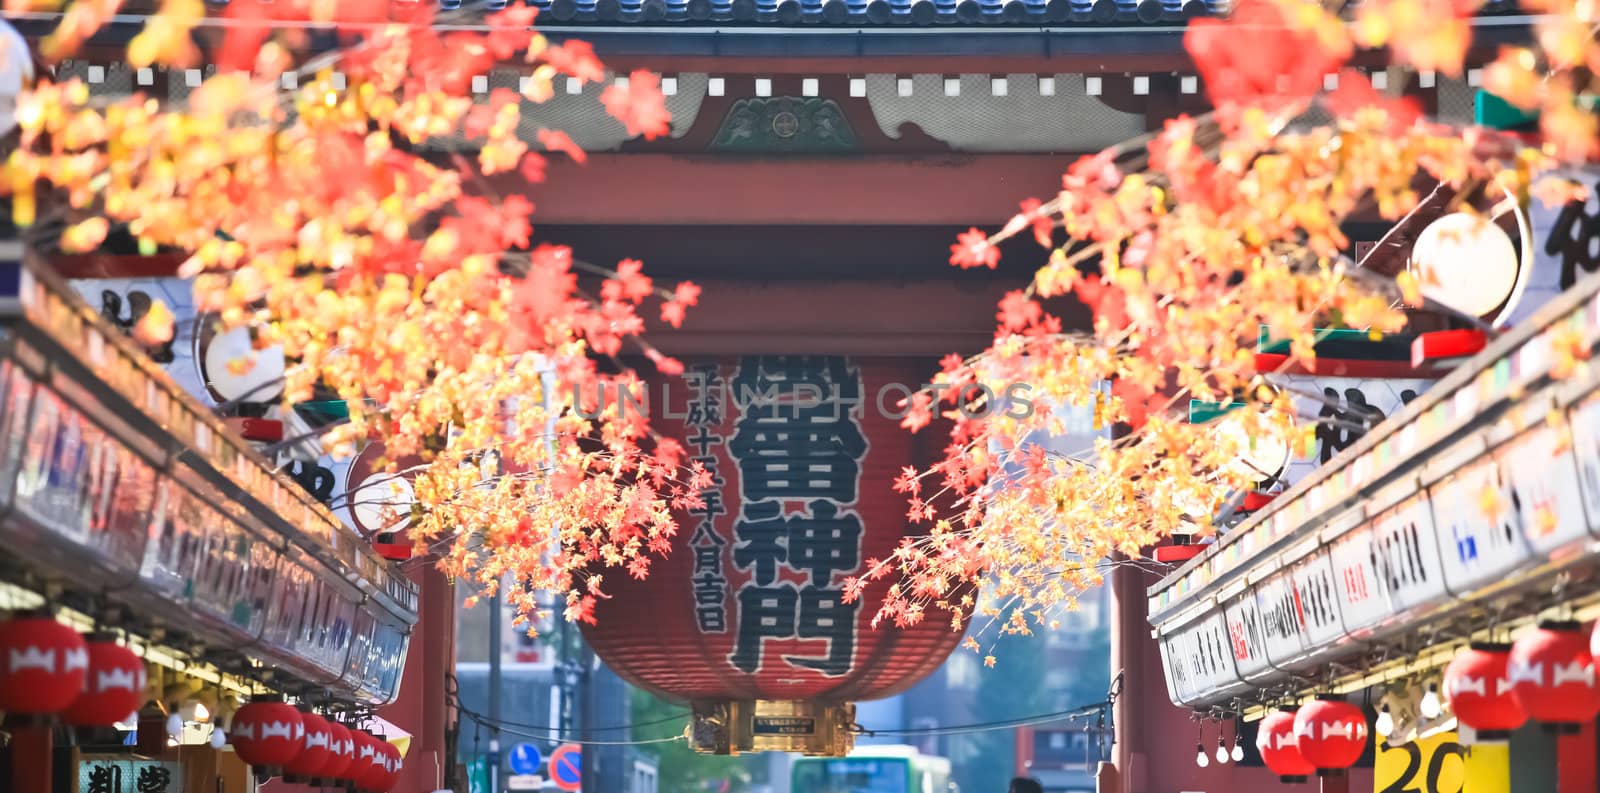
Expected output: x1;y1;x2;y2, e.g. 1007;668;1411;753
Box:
231;696;403;791
1444;620;1600;736
1251;619;1600;782
0;613;401;790
1253;698;1369;782
0;612;145;725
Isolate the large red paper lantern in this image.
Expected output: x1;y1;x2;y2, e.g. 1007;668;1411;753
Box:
321;721;356;780
0;613;88;715
1293;697;1368;772
282;711;333;779
1509;621;1600;729
1444;643;1526;739
580;360;965;721
61;635;146;726
1256;709;1316;783
229;696;305;769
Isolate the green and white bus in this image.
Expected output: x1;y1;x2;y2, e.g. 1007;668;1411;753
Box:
791;745;957;793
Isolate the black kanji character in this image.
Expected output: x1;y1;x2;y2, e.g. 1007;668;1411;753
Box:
693;545;723;573
786;501;863;584
729;584;798;673
87;765;122;793
136;765;173;793
786;585;859;676
732;501;788;585
1547;195;1600;290
694;572;727;605
690;521;726;547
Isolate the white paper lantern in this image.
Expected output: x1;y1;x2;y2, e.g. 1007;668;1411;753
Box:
0;20;32;138
1410;211;1520;318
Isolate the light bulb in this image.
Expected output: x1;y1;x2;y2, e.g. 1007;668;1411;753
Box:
1230;741;1244;762
1215;739;1229;764
211;727;226;749
1420;685;1442;719
1195;743;1209;768
165;712;183;737
193;702;210;723
1375;706;1394;737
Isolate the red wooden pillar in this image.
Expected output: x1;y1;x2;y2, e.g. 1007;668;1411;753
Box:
1557;721;1598;793
1015;725;1035;778
7;724;52;793
1320;771;1350;793
380;563;456;792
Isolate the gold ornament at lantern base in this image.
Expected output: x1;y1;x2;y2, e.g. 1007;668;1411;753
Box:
690;700;856;756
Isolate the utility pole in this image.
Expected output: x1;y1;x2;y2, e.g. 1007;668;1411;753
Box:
580;641;597;793
488;587;503;793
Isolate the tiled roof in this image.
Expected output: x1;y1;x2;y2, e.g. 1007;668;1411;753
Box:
514;0;1217;24
505;0;1520;25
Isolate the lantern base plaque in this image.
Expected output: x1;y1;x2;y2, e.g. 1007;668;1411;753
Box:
690;700;856;756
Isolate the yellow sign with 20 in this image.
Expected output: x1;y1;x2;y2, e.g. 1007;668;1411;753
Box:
1374;733;1509;793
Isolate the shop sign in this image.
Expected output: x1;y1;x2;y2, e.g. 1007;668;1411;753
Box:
78;757;184;793
1222;587;1270;680
1564;390;1600;539
1495;418;1592;554
1255;570;1308;667
1330;523;1387;635
1431;455;1534;596
1369;494;1448;615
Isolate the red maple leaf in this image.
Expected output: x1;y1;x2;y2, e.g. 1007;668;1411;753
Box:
511;244;579;331
601;71;671;140
519;152;547;183
537;129;587;164
1324;70;1421;131
1183;0;1345;109
950;227;1000;269
541;40;605;85
1019;197;1053;248
601;258;654;304
486;3;538;60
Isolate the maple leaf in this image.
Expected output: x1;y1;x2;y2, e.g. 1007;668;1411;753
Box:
951;227;1000;269
131;300;175;347
1323;70;1420;132
486;3;538;60
519;152;548;184
1019;197;1053;248
60;217;108;252
602;258;654;304
537;128;588;164
540;40;605;84
600;71;671;140
645;347;684;376
983;655;996;668
660;281;701;328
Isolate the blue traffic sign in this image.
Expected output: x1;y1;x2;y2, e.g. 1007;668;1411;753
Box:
508;742;543;776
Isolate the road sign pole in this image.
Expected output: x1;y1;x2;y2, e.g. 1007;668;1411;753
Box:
489;588;503;793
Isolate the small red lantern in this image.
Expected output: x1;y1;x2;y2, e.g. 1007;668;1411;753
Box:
60;635;145;727
0;613;88;715
282;711;333;779
229;695;305;769
1257;709;1316;783
321;721;356;780
371;740;403;792
1510;621;1600;730
352;729;387;790
1293;697;1368;773
1444;643;1526;739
